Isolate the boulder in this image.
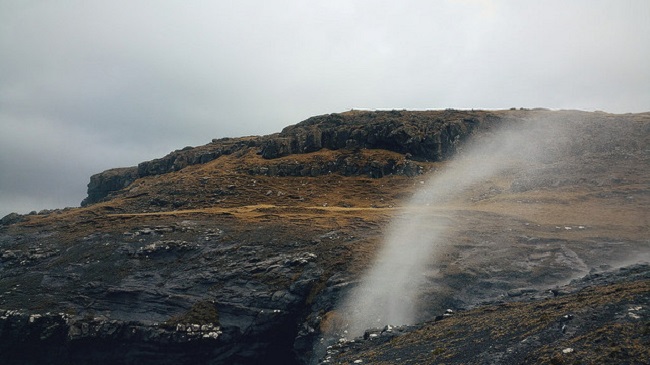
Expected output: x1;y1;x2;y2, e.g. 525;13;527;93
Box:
0;212;24;226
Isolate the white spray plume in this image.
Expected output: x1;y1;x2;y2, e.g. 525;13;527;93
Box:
337;116;571;337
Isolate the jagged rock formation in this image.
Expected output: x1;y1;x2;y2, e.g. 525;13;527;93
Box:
81;167;139;207
0;218;327;365
82;110;497;206
257;110;486;159
136;138;255;178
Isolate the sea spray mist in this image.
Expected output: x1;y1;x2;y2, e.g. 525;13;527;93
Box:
334;116;572;338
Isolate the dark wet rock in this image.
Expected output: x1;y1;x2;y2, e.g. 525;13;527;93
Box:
317;264;650;365
0;213;24;226
259;110;484;161
316;324;416;364
0;310;244;365
0;218;331;364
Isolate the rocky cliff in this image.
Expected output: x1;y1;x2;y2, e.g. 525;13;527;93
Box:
1;109;648;364
82;110;498;206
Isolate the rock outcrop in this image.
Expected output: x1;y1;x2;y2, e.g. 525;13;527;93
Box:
81;167;139;206
0;213;24;226
0;218;325;365
258;110;484;160
246;153;424;178
82;110;498;205
81;138;254;206
136;138;255;177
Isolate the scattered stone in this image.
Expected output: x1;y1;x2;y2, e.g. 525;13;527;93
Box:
140;228;153;235
627;306;643;319
285;252;317;266
135;240;198;256
154;226;174;234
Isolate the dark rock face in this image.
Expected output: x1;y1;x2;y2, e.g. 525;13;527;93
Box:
246;154;424;178
82;110;497;206
0;311;230;365
0;217;329;364
136;139;254;177
81;167;139;206
0;309;304;365
258;111;483;160
82;139;255;206
0;213;24;226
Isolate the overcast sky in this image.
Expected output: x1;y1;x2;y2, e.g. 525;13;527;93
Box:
1;0;649;217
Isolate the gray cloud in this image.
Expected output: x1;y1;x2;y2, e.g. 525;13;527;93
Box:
1;0;649;216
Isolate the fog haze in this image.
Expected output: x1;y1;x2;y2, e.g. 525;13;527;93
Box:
336;115;573;338
1;0;649;216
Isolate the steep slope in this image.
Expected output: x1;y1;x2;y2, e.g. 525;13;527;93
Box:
1;109;648;364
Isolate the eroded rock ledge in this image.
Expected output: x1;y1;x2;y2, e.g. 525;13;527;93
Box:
82;110;496;206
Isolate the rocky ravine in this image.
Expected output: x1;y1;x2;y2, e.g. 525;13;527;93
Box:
1;109;649;364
